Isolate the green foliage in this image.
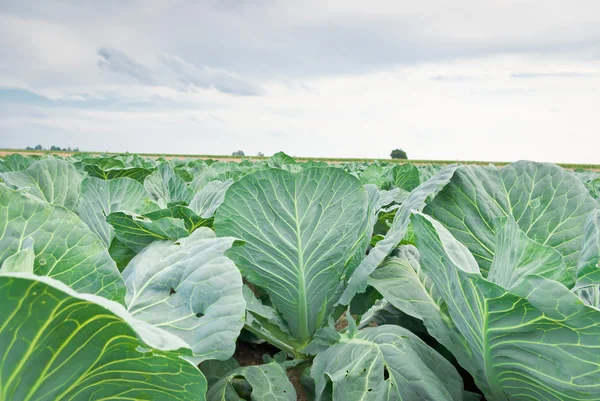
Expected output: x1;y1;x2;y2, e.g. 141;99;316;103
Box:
0;159;83;210
0;273;206;401
424;161;597;276
207;361;296;400
122;228;245;363
215;167;370;341
1;152;599;400
390;148;408;159
0;183;125;302
311;325;464;400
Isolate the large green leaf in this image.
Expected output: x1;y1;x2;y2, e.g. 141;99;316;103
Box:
0;273;206;401
590;179;600;203
84;164;154;182
367;246;438;323
424;161;597;276
200;358;241;389
122;228;245;363
363;184;396;248
0;153;38;172
268;151;298;169
144;205;213;232
418;164;443;182
0;184;125;302
390;163;421;191
144;163;193;207
190;165;244;194
0;237;35;273
242;285;305;357
358;299;405;328
77;177;157;247
114;154;158;169
366;246;470;365
573;209;600;306
175;165;195;182
487;216;571;289
215;167;369;341
189;179;234;218
358;299;428;336
411;212;600;400
574;170;600;203
108;237;138;270
339;165;458;305
107;211;190;253
359;164;390;188
79;156;127;170
81;157;154;183
310;325;464;401
0;159;83;210
207;362;296;401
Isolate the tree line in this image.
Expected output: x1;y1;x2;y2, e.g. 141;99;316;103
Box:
25;145;80;152
232;149;409;159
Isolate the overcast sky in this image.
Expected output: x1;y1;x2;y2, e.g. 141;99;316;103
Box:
1;0;599;163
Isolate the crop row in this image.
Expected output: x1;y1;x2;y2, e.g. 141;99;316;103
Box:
0;151;599;400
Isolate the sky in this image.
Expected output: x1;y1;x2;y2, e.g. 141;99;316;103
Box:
0;0;599;163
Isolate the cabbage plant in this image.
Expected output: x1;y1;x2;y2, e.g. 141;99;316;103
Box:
369;162;600;400
3;152;599;400
0;162;246;400
213;166;468;400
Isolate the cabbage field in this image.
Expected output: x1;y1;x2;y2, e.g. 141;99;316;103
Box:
0;151;599;401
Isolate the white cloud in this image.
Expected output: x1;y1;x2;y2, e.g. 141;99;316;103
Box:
0;1;599;163
157;53;265;96
0;14;94;70
97;47;159;86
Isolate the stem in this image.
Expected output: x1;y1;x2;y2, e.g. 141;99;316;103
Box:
243;323;299;357
243;312;309;360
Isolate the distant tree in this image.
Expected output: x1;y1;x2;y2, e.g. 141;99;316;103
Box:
50;145;59;151
257;152;264;157
67;147;72;151
25;146;33;150
390;149;408;160
232;150;245;156
34;144;43;150
73;147;80;152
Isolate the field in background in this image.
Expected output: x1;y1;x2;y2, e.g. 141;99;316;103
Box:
1;148;599;170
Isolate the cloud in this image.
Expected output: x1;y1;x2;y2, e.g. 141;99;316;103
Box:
97;47;158;85
511;72;596;79
2;1;600;164
429;75;472;82
4;0;600;80
94;47;264;96
157;53;265;96
115;0;600;76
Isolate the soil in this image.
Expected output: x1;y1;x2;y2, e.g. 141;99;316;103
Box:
233;339;308;401
233;339;278;367
286;368;307;401
335;312;349;331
